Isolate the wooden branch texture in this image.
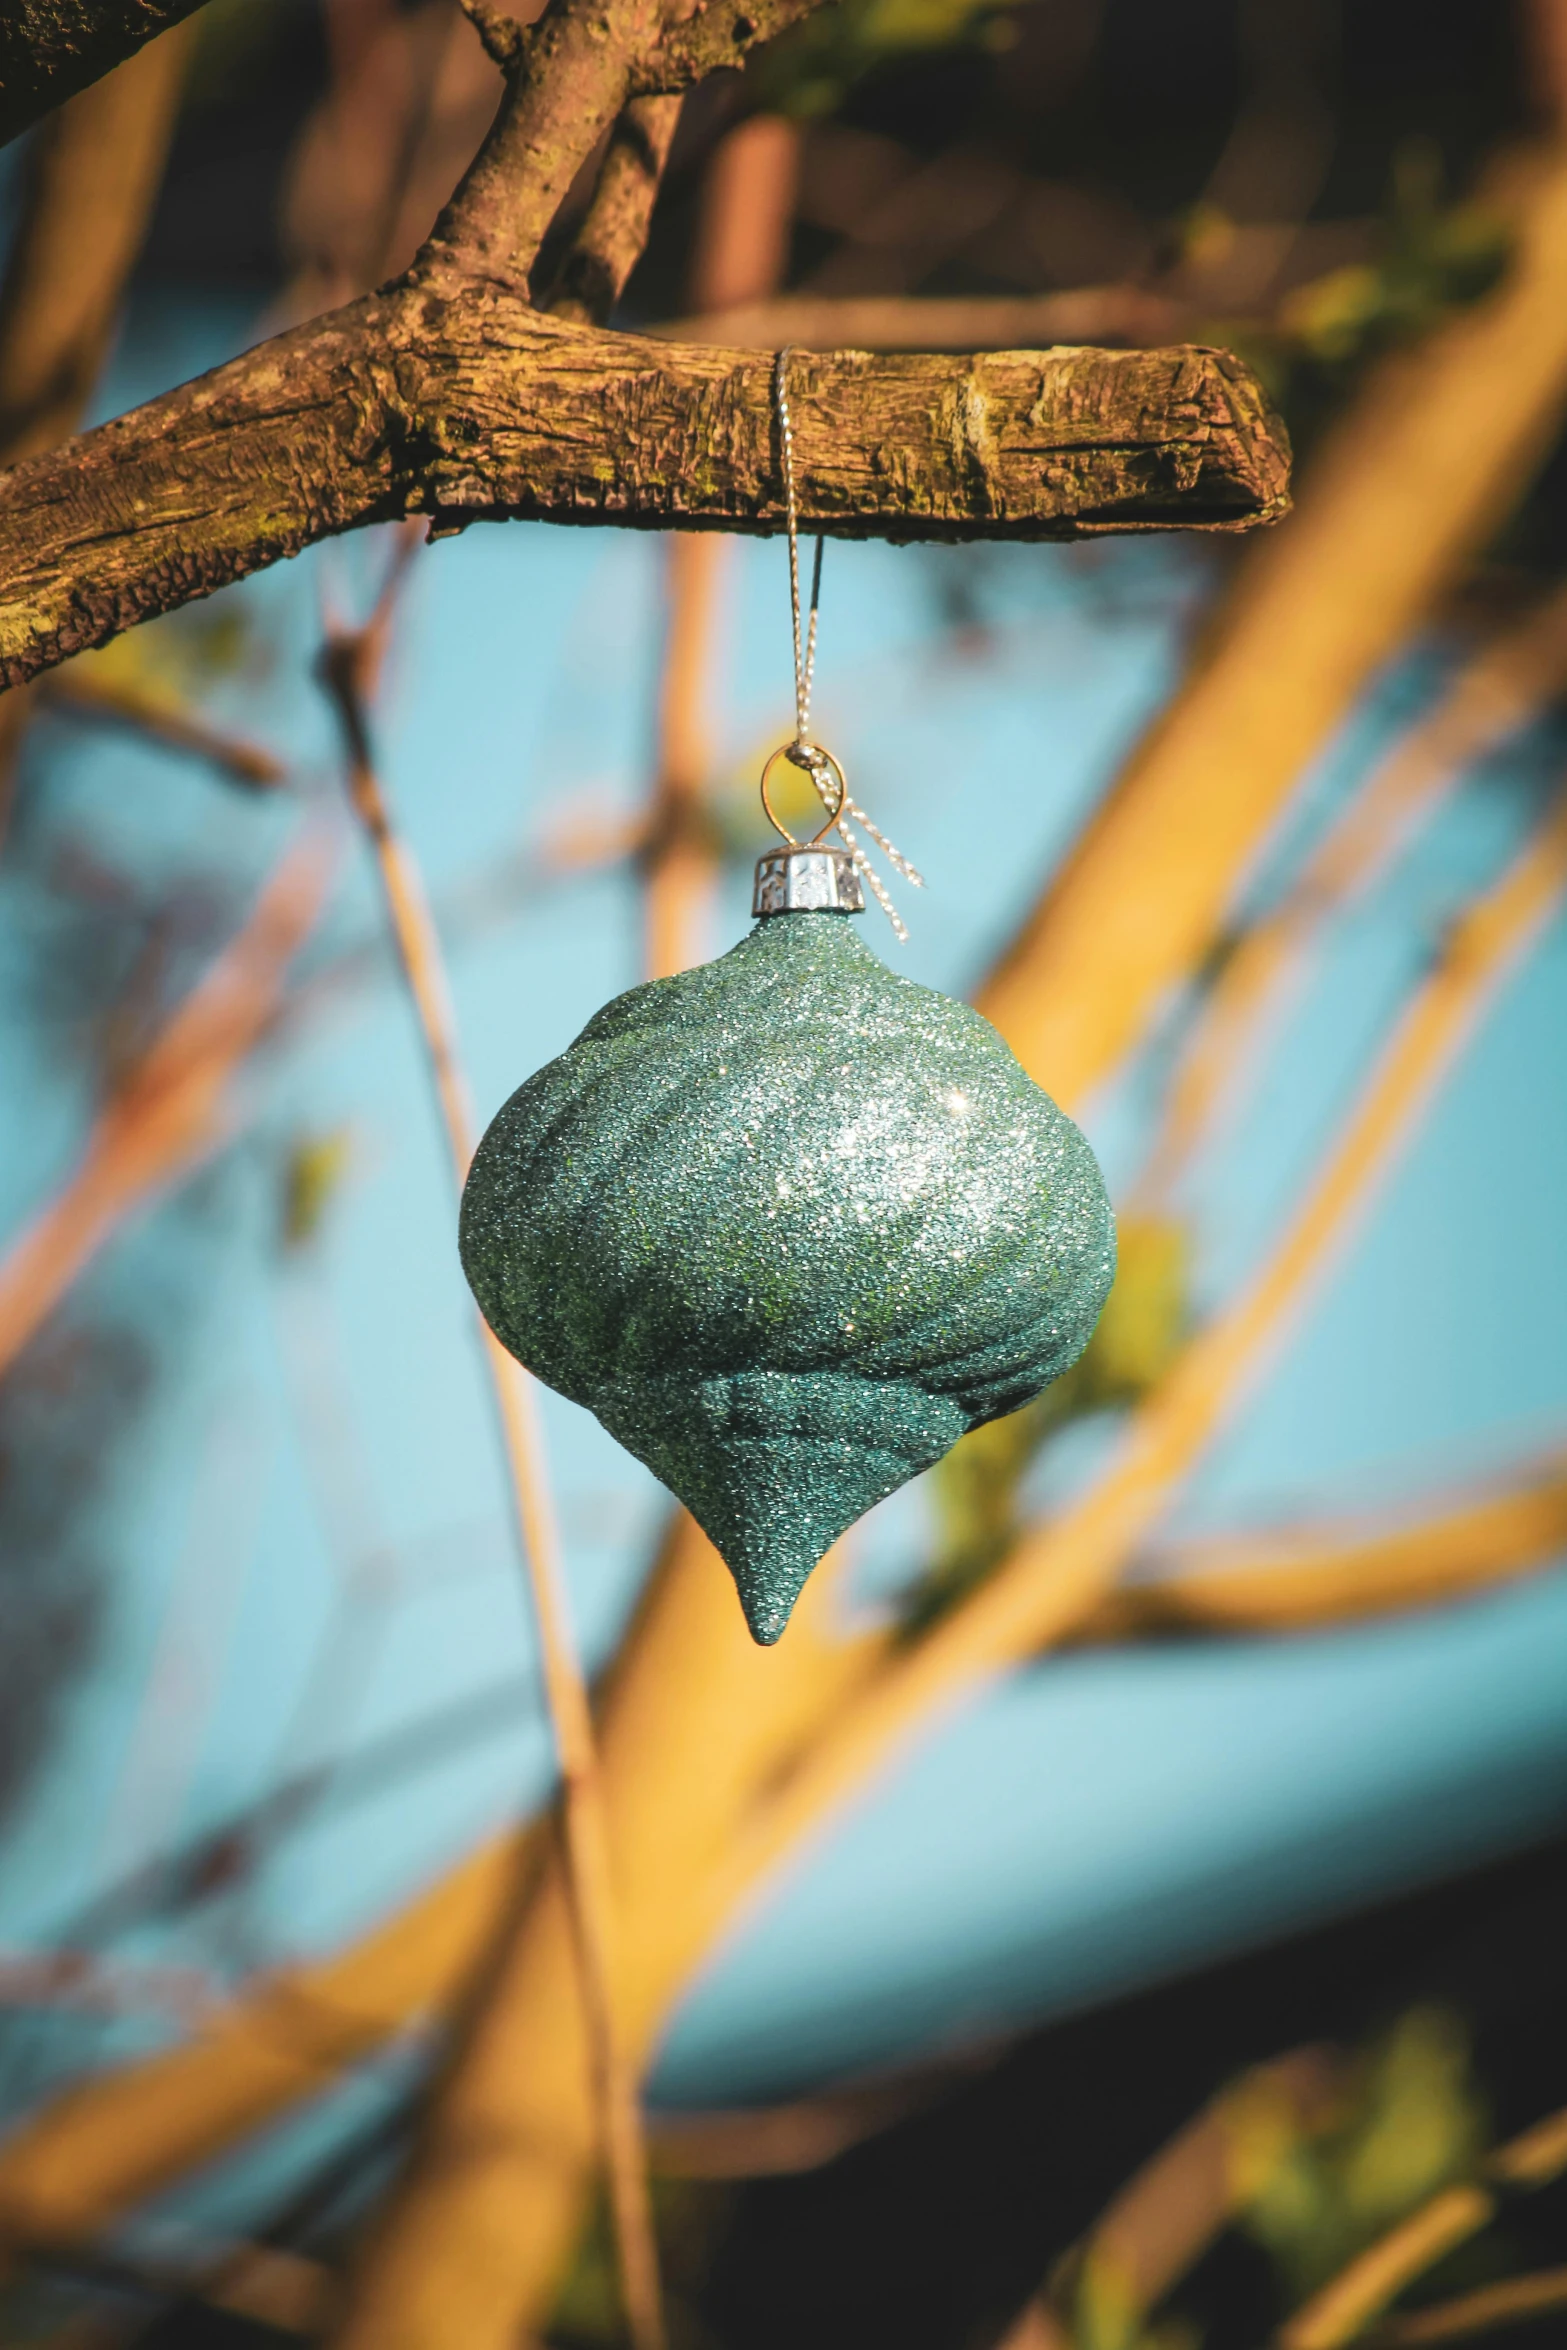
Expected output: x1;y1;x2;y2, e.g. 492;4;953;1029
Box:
0;0;206;147
0;303;1287;689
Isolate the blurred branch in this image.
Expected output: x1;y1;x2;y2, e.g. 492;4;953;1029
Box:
652;285;1194;349
976;147;1567;1112
1073;1448;1567;1641
1138;575;1567;1204
0;1828;533;2249
1278;2102;1567;2348
0;831;334;1382
1370;2265;1567;2344
318;542;665;2350
36;667;286;789
0;1529;871;2294
1000;2047;1348;2350
328;1511;867;2348
0;1950;219;2025
1527;0;1567;131
643;530;727;977
282;0;507;317
0;0;205;148
646;2045;1004;2178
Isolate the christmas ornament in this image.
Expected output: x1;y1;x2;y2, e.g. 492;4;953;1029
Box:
460;356;1115;1644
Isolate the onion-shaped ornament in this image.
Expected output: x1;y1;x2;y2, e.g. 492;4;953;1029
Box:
460;804;1114;1643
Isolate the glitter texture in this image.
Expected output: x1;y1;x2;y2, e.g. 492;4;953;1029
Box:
460;913;1115;1644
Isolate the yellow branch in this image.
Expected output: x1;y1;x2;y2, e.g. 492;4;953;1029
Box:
0;1833;529;2245
1138;574;1567;1202
1073;1451;1567;1639
1277;2099;1567;2348
1371;2265;1567;2346
997;2048;1347;2350
977;147;1567;1110
325;1511;873;2350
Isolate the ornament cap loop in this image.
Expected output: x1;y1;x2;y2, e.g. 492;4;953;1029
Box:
759;741;847;847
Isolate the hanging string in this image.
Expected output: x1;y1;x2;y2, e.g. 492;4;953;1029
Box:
773;348;924;940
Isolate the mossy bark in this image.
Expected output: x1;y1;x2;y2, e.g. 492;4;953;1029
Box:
0;306;1287;690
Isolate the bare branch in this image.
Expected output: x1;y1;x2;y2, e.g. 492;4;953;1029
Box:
0;0;207;149
0;0;1289;718
546;95;683;325
422;0;814;288
0;310;1288;689
37;668;285;789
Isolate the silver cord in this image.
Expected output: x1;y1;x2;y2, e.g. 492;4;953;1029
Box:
773;348;924;940
775;349;824;747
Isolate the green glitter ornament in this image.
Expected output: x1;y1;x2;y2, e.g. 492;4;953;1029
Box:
461;350;1113;1643
460;895;1115;1644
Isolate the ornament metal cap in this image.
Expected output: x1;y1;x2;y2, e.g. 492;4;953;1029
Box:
753;843;864;917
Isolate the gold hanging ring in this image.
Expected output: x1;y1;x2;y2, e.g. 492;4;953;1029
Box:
759;743;848;848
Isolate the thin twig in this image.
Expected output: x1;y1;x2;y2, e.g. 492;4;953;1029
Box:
1370;2265;1567;2345
0;829;335;1380
1277;2101;1567;2348
998;2048;1347;2350
37;669;286;790
317;535;666;2350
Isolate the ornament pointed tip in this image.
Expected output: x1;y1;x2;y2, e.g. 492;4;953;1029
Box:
733;1570;805;1646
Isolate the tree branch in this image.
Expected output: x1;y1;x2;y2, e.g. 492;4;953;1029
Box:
545;95;684;325
0;309;1287;689
422;0;814;289
0;0;207;149
0;0;1288;703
